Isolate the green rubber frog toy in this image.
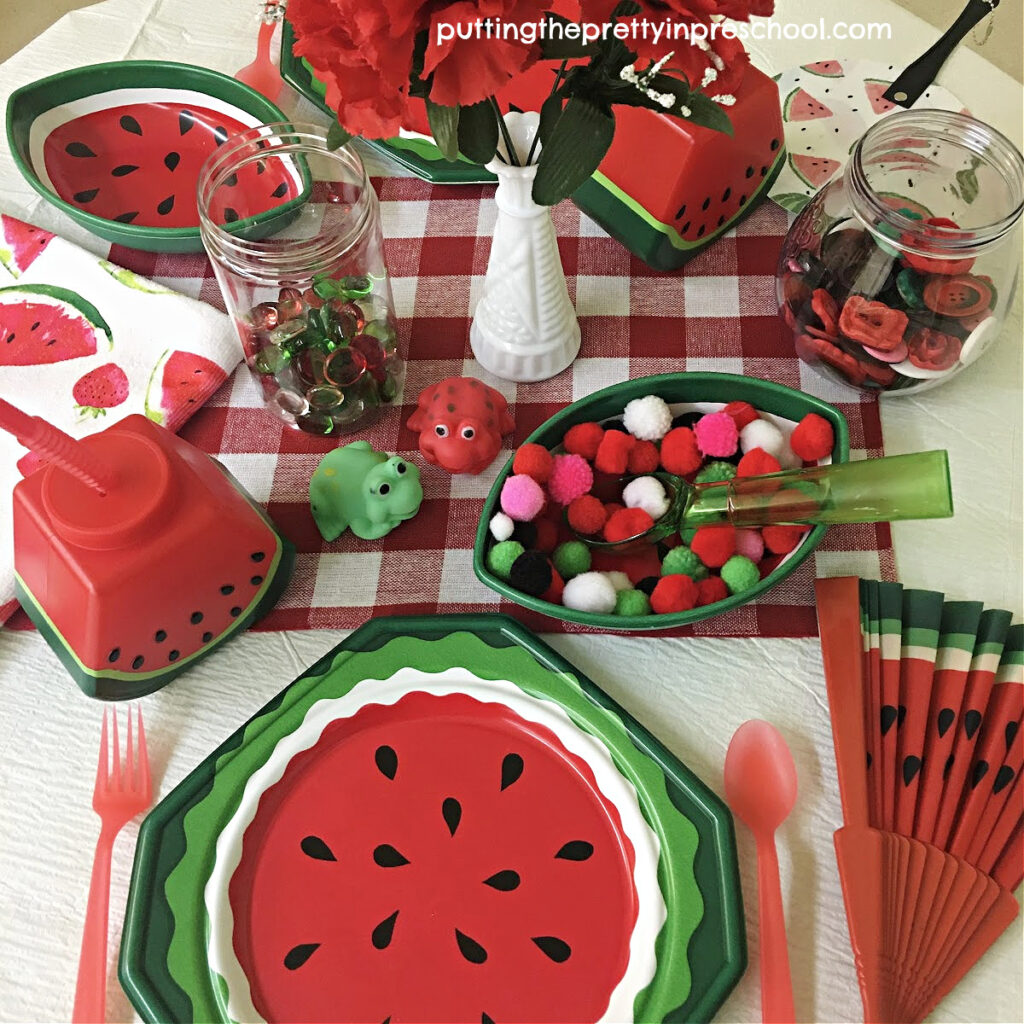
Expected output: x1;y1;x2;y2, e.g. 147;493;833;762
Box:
310;441;423;541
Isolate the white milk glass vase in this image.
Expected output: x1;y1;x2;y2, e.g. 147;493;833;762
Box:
470;112;581;382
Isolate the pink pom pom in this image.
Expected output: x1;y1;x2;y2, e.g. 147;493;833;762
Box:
547;453;594;506
734;528;765;563
694;411;739;457
500;474;546;521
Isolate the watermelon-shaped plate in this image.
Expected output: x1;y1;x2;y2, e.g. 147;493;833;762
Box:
120;615;745;1023
6;61;311;252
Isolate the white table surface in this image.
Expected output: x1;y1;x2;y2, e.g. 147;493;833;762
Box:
0;2;1021;1022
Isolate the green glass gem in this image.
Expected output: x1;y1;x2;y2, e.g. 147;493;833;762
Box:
253;345;287;375
339;274;373;298
380;374;398;402
896;269;926;309
896;207;924;221
362;318;397;346
307;384;345;411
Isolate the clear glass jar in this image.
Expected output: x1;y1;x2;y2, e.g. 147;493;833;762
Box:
778;110;1023;394
198;123;402;434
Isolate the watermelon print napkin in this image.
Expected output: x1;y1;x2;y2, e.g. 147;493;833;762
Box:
0;212;242;625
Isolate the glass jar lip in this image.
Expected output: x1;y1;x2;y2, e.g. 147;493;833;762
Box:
847;109;1024;253
197;121;373;274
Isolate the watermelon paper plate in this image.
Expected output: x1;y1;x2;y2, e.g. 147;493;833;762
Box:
120;615;746;1024
6;61;311;252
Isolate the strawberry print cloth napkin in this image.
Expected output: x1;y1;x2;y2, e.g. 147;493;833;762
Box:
0;213;242;624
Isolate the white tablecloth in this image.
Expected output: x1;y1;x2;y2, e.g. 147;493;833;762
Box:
0;2;1020;1022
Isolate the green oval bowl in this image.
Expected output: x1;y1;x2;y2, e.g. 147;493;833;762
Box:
6;61;302;253
473;372;850;631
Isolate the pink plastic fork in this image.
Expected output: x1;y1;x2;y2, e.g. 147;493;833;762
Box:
234;2;284;102
72;707;152;1024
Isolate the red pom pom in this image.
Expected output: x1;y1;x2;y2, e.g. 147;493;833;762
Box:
534;518;558;554
790;413;834;462
540;565;564;604
762;524;808;554
594;430;636;475
696;576;729;607
567;495;607;535
603;507;654;543
627;439;661;474
737;448;782;478
651;574;698;614
691;525;736;568
723;401;759;430
563;422;605;460
660;427;702;476
512;443;554;483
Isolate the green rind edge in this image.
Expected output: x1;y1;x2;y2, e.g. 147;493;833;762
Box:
0;282;113;347
125;616;743;1024
472;372;849;631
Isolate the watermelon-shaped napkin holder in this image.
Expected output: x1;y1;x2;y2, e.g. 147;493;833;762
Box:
121;614;746;1023
6;61;309;253
12;414;295;699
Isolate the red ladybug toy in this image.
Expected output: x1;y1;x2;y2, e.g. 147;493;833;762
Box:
407;376;515;475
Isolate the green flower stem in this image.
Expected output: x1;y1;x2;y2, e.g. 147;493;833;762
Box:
490;96;520;167
525;60;566;167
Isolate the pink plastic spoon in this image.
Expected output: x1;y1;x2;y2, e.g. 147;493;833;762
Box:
723;720;798;1024
235;2;284;102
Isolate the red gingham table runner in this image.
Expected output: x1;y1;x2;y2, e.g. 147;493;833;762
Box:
9;175;896;637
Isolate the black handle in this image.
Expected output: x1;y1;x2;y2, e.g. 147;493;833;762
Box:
884;0;998;107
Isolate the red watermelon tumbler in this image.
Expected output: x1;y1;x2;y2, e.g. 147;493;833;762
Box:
1;399;295;700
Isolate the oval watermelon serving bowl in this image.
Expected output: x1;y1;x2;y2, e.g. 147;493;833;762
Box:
6;61;309;252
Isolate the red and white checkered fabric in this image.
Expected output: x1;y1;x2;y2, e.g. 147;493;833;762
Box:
9;175;896;637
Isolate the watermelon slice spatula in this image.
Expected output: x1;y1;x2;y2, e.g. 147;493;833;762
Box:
2;397;294;699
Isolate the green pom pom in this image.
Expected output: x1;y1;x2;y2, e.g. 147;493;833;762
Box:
614;589;651;616
721;554;760;594
661;544;708;580
487;540;525;580
552;540;591;580
695;460;737;485
680;527;697;545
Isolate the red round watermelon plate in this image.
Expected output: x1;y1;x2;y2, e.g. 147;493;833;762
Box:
7;62;310;252
205;669;666;1024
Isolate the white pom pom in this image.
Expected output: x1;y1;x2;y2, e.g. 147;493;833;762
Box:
776;443;802;469
604;571;633;592
489;511;515;542
562;572;617;614
623;395;673;441
739;419;785;457
622;476;670;520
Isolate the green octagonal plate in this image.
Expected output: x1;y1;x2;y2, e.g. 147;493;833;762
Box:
120;614;745;1023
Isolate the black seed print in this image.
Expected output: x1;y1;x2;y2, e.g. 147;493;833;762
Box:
902;756;921;786
272;181;289;198
372;911;399;949
739;194;747;206
224;173;238;188
301;836;337;861
745;166;754;178
65;142;96;157
114;212;139;223
164;151;180;171
202;631;213;643
455;930;487;964
230;606;242;617
866;751;872;770
224;208;239;223
251;551;266;562
943;754;954;779
964;710;982;739
500;753;523;790
674;204;686;220
442;797;461;836
937;708;955;737
213;125;229;145
221;585;235;595
157;195;175;216
108;647;120;663
73;189;99;203
131;655;144;669
555;840;593;861
532;936;571;962
701;197;710;211
770;138;780;150
682;221;691;233
251;575;264;586
993;765;1015;793
897;705;907;728
697;225;706;238
482;870;520;891
120;115;143;135
375;745;398;779
284;943;320;969
373;844;410;867
190;611;203;624
168;649;180;662
154;630;167;642
1006;721;1019;750
482;1016;495;1024
971;760;989;788
880;706;897;734
112;164;139;177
